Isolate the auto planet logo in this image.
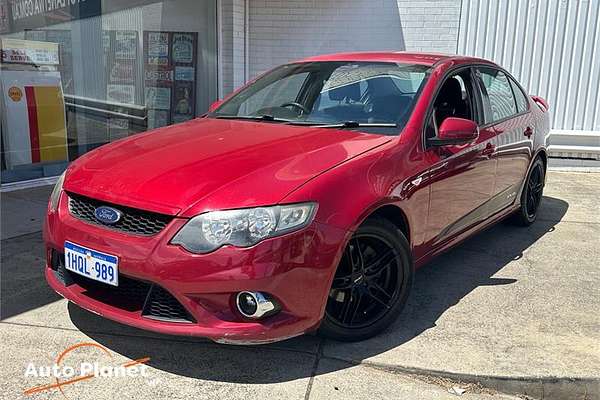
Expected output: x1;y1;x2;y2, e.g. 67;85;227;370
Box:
23;343;150;399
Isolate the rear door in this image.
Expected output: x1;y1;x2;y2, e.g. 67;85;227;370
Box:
475;67;532;212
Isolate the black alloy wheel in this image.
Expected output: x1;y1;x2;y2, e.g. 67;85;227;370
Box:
525;163;544;218
319;218;413;341
513;157;545;226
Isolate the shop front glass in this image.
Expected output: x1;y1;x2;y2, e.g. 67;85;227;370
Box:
0;0;217;183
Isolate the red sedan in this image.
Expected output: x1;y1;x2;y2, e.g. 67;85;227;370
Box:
44;52;549;344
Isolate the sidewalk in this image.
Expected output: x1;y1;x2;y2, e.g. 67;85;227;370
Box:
1;171;598;399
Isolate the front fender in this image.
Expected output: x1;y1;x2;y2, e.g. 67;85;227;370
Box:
281;140;430;258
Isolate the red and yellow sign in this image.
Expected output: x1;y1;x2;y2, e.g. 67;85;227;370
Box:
1;39;67;168
24;85;68;163
1;69;68;168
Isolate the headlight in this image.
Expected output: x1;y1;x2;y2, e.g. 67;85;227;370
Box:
171;202;317;254
49;171;66;212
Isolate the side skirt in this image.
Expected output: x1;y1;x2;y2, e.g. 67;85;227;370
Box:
415;201;521;269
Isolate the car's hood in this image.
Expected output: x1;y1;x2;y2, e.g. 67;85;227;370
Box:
65;118;390;216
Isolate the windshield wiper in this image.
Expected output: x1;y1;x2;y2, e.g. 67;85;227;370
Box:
213;114;293;123
314;121;398;129
212;116;398;129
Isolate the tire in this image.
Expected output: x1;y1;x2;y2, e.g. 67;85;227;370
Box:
318;218;413;342
512;157;545;226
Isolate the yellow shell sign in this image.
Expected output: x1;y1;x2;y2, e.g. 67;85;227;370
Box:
8;86;23;102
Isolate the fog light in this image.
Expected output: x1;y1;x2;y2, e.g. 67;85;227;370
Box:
236;291;279;319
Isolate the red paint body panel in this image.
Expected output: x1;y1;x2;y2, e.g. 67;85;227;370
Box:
44;53;549;343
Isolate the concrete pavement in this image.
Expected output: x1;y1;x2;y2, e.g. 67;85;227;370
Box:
1;170;598;399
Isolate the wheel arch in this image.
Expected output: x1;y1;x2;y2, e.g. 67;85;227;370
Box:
516;148;548;208
535;148;548;173
362;203;411;246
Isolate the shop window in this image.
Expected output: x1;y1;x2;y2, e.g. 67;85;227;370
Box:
1;0;217;184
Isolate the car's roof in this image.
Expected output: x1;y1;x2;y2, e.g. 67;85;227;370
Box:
297;51;495;67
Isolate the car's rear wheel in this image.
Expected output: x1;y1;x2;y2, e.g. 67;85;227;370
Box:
318;218;413;342
513;157;545;226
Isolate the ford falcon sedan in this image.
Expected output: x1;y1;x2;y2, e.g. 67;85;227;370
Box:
44;52;549;343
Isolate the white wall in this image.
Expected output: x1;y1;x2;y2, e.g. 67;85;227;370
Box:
247;0;461;78
217;0;462;94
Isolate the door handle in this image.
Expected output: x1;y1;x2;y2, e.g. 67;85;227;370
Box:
524;127;533;138
482;143;495;157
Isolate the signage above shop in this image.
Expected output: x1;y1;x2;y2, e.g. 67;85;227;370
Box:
7;0;101;32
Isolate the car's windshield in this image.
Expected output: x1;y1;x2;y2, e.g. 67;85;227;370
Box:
210;61;431;134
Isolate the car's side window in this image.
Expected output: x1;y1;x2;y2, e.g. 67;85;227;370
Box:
426;69;476;140
476;67;518;124
509;78;529;114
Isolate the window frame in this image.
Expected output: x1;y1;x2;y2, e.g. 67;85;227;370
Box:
421;64;485;150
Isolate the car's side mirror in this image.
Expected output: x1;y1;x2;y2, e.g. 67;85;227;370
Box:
427;117;479;147
208;99;223;112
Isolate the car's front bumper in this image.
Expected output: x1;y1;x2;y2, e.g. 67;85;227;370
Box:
44;192;349;344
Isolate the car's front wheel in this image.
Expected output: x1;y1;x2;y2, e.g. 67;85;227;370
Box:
318;218;413;342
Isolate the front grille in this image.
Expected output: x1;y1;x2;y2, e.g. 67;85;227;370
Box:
67;192;173;236
50;251;194;323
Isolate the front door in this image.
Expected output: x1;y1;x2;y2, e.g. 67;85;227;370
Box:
423;68;496;249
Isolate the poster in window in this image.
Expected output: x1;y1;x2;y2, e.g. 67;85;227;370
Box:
145;32;169;66
114;31;137;60
103;31;140;105
172;33;194;64
145;86;171;111
172;83;194;123
171;32;197;123
109;60;135;84
144;31;197;126
144;68;174;84
107;84;135;104
175;66;194;82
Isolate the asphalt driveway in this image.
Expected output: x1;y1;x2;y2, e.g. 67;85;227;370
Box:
1;170;598;399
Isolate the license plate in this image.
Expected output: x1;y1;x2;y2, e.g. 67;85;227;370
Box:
64;241;119;286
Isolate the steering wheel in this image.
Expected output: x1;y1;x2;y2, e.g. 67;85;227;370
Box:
280;102;309;115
